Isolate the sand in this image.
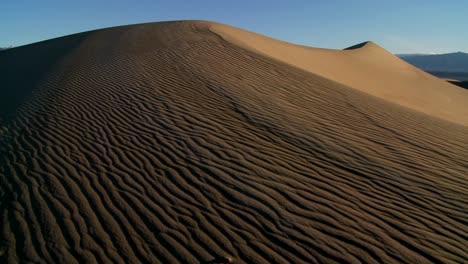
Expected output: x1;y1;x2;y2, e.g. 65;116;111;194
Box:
0;21;467;263
210;23;468;126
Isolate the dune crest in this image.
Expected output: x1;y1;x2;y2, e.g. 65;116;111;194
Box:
0;21;467;263
209;22;468;125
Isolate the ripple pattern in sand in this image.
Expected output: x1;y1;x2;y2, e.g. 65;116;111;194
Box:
0;22;467;263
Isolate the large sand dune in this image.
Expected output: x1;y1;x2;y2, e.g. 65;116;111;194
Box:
0;21;467;263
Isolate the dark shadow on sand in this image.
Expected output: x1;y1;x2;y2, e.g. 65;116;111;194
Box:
0;32;88;120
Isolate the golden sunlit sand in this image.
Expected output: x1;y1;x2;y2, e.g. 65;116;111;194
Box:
0;21;467;263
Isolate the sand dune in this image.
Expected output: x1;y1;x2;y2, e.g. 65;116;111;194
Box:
210;23;468;126
0;21;467;263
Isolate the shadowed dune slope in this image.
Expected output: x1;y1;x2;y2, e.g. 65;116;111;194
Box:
0;21;467;264
0;32;89;119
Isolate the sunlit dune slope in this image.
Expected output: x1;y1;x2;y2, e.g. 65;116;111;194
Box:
210;23;468;125
0;21;467;264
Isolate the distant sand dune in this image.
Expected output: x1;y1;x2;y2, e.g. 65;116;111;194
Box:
209;22;468;126
0;21;467;263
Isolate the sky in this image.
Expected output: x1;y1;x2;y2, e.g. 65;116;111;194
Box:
2;0;467;54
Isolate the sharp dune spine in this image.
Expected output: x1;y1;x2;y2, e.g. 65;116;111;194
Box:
0;21;467;264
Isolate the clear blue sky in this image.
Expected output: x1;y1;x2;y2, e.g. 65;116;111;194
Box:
2;0;467;54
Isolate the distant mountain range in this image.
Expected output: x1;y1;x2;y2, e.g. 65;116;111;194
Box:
397;52;468;81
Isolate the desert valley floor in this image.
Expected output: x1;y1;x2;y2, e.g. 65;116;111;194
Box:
0;21;467;263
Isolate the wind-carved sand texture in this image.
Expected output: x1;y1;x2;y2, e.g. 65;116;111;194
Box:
0;21;467;263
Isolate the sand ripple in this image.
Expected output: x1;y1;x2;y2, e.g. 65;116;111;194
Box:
0;21;467;263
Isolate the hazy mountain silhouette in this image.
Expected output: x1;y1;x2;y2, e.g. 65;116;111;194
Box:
398;52;468;81
398;52;468;72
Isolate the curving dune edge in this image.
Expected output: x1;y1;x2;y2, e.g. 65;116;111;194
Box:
0;21;467;264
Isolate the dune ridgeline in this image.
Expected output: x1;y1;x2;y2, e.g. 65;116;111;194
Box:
0;21;467;263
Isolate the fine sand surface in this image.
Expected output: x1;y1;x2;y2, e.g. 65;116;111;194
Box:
0;21;467;263
210;23;468;126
